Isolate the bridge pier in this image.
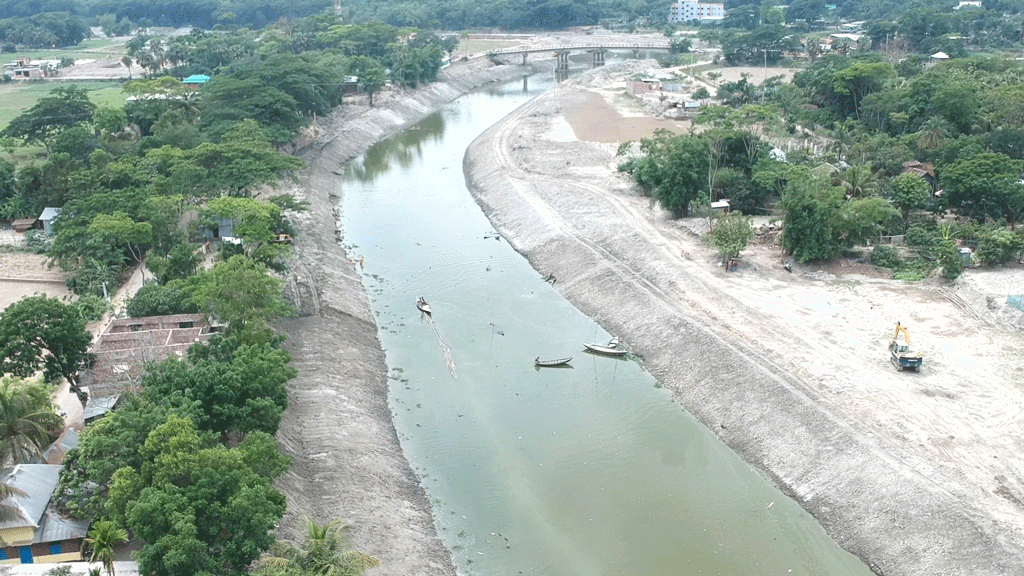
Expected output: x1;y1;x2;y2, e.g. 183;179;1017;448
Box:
632;48;640;59
555;50;570;73
591;49;607;68
522;52;527;65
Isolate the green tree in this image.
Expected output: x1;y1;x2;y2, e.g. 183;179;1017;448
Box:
938;238;963;280
348;56;387;107
140;340;294;439
125;282;199;318
0;378;64;464
108;416;288;576
0;86;95;153
835;195;898;247
831;61;895;121
0;296;93;388
941;152;1024;226
782;176;843;262
184;120;304;197
85;520;129;576
709;212;754;264
975;229;1024;266
888;173;932;219
89;211;153;264
146;243;200;285
618;131;708;217
187;256;293;335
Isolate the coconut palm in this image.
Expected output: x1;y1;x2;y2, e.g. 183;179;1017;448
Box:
0;379;64;465
917;117;949;150
0;476;27;523
85;520;128;576
259;517;379;576
838;164;880;198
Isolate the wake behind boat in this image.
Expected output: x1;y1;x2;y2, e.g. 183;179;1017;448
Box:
416;297;432;314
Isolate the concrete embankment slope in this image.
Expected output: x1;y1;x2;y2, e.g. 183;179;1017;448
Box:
272;59;531;575
463;80;1023;576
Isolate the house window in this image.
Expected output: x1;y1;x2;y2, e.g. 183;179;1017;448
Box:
178;321;194;328
49;543;61;555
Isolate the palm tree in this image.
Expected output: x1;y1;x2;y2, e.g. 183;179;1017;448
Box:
259;517;379;575
85;520;128;576
0;476;27;523
838;164;880;198
0;379;64;465
917;117;948;150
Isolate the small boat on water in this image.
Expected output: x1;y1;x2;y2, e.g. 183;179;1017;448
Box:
535;356;572;367
583;343;628;357
416;297;431;314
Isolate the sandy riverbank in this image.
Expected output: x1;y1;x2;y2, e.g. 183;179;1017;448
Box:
464;61;1024;576
272;56;540;574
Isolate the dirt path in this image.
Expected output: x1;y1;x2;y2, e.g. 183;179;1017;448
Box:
464;63;1024;576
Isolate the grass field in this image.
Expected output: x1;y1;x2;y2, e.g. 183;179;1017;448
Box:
1;37;127;63
0;81;126;131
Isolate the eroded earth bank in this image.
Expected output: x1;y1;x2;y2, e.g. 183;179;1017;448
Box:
272;58;531;575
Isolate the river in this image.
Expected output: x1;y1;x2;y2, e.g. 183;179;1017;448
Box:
340;69;875;576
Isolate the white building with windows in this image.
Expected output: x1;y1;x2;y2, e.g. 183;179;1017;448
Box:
669;0;725;22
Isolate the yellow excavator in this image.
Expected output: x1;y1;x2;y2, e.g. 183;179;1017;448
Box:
889;322;923;372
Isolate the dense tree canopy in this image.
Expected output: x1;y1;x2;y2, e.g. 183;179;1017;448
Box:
0;86;95;152
0;295;93;388
619;131;709;217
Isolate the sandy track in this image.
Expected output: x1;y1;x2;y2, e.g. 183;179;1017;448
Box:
464;64;1024;575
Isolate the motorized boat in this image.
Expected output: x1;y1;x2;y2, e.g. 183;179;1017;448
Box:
535;356;572;367
416;297;431;314
583;343;628;357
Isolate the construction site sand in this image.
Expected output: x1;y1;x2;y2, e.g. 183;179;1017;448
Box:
464;61;1024;576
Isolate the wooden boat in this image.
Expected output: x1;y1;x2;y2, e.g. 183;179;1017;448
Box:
535;356;572;367
583;343;628;357
416;297;431;314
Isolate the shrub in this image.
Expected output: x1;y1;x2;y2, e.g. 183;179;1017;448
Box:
73;294;108;322
23;229;50;253
974;229;1024;266
125;281;198;318
904;225;937;248
1;43;15;53
870;245;901;269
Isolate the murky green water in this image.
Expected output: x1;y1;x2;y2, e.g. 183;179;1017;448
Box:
340;70;874;576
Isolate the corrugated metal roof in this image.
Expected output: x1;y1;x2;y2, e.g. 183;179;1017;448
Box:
83;395;121;422
0;464;60;529
34;506;90;543
38;207;61;220
42;428;79;464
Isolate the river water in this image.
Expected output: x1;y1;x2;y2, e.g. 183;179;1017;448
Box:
340;70;874;576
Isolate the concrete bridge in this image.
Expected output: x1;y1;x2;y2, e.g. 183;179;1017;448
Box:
488;42;672;69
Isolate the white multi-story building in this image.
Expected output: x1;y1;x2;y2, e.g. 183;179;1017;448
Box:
669;0;725;22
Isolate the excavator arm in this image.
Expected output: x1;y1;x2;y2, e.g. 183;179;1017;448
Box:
893;322;910;346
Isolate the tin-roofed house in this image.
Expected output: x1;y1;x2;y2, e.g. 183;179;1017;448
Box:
0;464;90;565
38;208;61;235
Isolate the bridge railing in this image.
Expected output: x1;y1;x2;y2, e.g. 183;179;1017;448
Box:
488;43;670;55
